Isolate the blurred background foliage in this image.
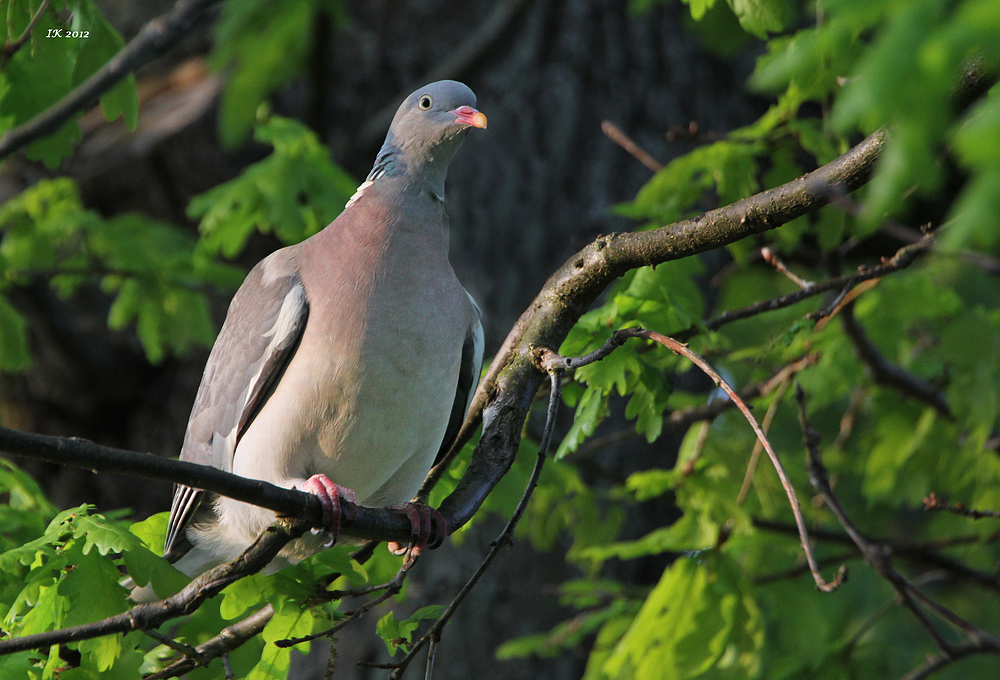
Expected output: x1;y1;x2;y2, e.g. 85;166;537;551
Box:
0;0;999;678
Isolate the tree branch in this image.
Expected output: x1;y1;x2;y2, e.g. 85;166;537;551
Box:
0;0;219;161
145;604;273;679
0;426;423;546
683;233;933;340
601;120;663;172
424;128;889;506
841;303;951;416
753;520;1000;594
795;386;1000;657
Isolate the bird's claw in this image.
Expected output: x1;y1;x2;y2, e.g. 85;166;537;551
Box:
388;502;447;559
302;474;357;547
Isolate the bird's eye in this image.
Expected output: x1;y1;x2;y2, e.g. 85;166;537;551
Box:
418;95;433;110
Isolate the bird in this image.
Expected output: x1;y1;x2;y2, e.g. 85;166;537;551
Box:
158;81;487;585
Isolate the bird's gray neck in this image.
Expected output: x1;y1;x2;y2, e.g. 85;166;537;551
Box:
367;141;404;182
368;135;462;202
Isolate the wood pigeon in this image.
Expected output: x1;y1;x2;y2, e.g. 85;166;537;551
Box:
162;81;487;581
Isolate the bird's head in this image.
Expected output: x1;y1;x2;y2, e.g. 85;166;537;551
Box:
370;81;487;192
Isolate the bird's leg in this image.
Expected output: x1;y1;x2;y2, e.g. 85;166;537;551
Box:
302;474;357;547
387;502;447;558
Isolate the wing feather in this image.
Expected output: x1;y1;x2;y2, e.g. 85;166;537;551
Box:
433;295;484;466
164;253;308;555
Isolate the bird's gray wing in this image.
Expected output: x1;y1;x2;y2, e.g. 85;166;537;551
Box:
433;294;484;466
164;252;309;556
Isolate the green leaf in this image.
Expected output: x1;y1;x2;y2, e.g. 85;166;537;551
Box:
620;141;764;224
248;598;316;680
939;307;1000;437
556;385;609;459
0;9;82;167
71;513;144;556
0;295;32;372
602;552;762;679
375;606;443;656
0;652;39;680
0;178;238;368
221;574;274;620
128;513;170;551
17;581;64;636
624;364;671;442
863;405;937;500
498;598;638;661
0;459;57;551
212;0;346;146
728;0;790;37
190;115;356;258
58;556;129;670
69;4;138;129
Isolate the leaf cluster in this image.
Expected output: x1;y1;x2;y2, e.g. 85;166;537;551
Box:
0;178;243;366
0;496;423;678
0;0;137;167
497;1;1000;678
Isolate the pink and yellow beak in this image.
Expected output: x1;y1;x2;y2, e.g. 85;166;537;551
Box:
451;105;488;129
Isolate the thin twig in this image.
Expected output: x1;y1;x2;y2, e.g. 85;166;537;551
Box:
545;328;843;592
629;329;844;592
795;386;1000;655
424;636;439;680
805;285;851;323
144;629;210;668
145;604;274;679
882;222;1000;275
811;278;880;330
675;233;933;341
754;518;1000;594
1;0;49;64
681;419;713;474
761;246;814;288
665;353;817;431
737;377;792;504
899;641;999;680
275;563;411;648
796;385;951;649
601;120;664;172
753;551;856;586
924;493;1000;520
840;303;950;416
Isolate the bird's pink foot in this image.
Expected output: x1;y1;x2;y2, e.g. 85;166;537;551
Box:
302;474;357;546
387;502;447;558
